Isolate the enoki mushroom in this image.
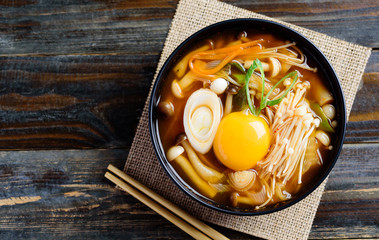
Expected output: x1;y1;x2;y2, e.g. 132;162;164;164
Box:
256;81;320;207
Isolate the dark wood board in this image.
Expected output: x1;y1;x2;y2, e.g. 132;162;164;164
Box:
0;52;376;149
346;52;379;143
0;55;156;149
0;144;377;239
0;0;377;56
0;0;377;239
0;0;376;149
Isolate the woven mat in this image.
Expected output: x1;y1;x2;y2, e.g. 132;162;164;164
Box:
124;0;371;239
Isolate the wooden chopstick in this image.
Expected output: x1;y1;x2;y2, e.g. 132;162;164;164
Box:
105;171;210;240
105;164;229;240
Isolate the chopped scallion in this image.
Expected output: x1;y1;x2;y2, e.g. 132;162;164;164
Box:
243;59;299;116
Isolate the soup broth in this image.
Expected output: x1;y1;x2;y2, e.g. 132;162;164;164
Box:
157;30;336;209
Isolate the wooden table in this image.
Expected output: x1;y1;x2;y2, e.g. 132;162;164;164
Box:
0;1;377;239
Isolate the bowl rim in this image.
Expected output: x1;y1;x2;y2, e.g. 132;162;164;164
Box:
148;18;346;215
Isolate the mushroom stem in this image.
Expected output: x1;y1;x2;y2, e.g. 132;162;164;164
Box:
173;45;210;79
171;71;198;98
157;100;174;119
268;57;282;78
244;58;282;77
181;140;225;183
230;187;267;207
244;60;269;71
313;83;334;106
224;93;233;116
315;130;330;146
231;192;253;207
171;154;218;199
280;62;292;74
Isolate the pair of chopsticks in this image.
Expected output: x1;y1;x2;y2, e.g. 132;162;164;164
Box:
105;164;229;240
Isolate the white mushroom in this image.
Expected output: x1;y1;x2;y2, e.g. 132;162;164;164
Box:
166;146;217;198
244;60;269;71
178;134;224;183
313;83;334;106
268;57;281;77
171;71;198;98
183;88;222;154
322;104;336;120
173;45;210;78
210;78;228;95
244;57;281;77
166;146;185;162
331;120;338;128
315;130;330;146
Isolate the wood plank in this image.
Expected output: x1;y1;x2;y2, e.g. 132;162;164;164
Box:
225;0;379;48
0;0;377;57
0;1;175;56
0;1;375;149
0;55;157;149
309;143;379;239
0;143;377;239
0;51;376;149
0;148;255;239
0;1;376;240
345;51;379;143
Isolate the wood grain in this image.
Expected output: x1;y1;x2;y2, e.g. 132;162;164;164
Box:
346;52;379;143
0;144;376;239
225;0;379;48
0;53;375;149
0;0;377;57
0;0;377;239
310;143;379;239
0;0;376;149
0;55;157;149
0;1;175;56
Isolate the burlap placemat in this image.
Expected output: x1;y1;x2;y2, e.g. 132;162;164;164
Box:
124;0;371;239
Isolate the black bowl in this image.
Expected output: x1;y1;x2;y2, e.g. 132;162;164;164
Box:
149;19;346;215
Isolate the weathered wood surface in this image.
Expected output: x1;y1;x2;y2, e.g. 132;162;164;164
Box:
0;1;377;149
0;0;377;56
0;52;376;149
0;55;155;149
0;0;377;239
346;52;379;143
0;144;377;239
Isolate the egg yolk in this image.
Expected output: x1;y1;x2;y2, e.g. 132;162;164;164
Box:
213;112;270;171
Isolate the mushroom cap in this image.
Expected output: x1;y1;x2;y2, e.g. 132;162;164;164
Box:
171;80;183;98
166;146;184;162
205;39;214;49
175;133;187;146
268;57;281;78
237;31;247;40
230;192;239;207
203;79;212;89
225;85;239;95
210;78;228;95
157;101;174;119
